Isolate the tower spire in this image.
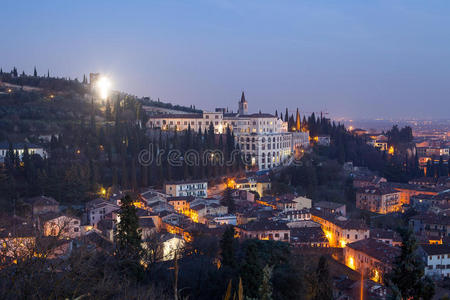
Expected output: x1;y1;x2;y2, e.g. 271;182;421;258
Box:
240;91;246;103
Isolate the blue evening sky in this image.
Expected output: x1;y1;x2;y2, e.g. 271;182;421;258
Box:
1;0;449;119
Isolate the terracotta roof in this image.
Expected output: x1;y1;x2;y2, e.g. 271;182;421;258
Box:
167;196;196;202
420;244;450;256
148;113;203;119
369;229;402;242
139;217;156;229
239;219;289;231
347;238;400;264
356;186;399;195
290;227;327;243
314;201;345;210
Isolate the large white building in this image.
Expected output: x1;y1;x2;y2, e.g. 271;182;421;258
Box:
146;92;309;170
419;244;450;278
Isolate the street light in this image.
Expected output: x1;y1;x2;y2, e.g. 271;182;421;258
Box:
96;76;111;100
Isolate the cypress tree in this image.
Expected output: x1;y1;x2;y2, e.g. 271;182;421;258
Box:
33;66;37;77
220;226;236;268
115;194;143;273
386;229;435;299
314;256;332;300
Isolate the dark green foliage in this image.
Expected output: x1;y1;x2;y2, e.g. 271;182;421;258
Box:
314;256;332;300
222;187;235;213
115;194;142;255
220;226;236;268
386;229;435;300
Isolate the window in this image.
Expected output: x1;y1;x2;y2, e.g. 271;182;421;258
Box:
74;227;79;232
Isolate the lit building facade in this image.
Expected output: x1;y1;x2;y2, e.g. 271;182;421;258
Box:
343;238;400;283
311;209;369;248
146;93;310;170
356;187;401;214
164;180;208;198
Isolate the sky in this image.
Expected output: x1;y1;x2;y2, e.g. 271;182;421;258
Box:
1;0;450;119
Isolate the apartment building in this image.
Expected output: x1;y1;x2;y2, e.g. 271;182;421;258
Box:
164;180;208;198
356;187;401;214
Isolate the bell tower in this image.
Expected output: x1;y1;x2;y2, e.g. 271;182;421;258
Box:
238;91;248;115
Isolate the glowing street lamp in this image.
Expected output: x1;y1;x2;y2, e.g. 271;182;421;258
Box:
96;76;111;100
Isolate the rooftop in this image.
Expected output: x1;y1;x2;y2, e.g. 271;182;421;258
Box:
347;238;400;264
420;244;450;256
314;201;345;210
239;219;289;232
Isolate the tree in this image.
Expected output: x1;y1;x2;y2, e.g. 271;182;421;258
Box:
240;243;262;299
222;187;235;213
259;265;273;300
33;67;37;77
220;226;236;268
314;256;332;300
386;229;435;300
115;194;142;260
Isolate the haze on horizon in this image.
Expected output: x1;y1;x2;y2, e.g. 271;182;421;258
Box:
1;0;449;120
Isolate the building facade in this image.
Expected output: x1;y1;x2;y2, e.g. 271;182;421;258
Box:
164;180;208;198
146;93;309;170
356;187;401;214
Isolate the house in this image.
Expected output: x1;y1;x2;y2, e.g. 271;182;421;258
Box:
311;209;369;247
189;202;228;224
276;194;312;211
418;244;450;278
382;182;440;205
290;227;329;247
80;230;114;254
25;196;59;216
213;215;237;225
39;213;81;239
35;237;73;259
139;217;157;240
314;201;346;216
236;219;290;242
356;186;402;213
276;197;297;211
164;180;208;198
356;187;401;214
234;175;272;197
86;199;119;227
0;141;46;163
278;209;311;222
167;196;196;213
160;234;185;261
411;192;450;210
409;213;450;239
343;238;400;283
0;217;36;262
369;229;402;246
353;175;387;188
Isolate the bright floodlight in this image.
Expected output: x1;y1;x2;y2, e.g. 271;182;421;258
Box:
96;76;111;100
